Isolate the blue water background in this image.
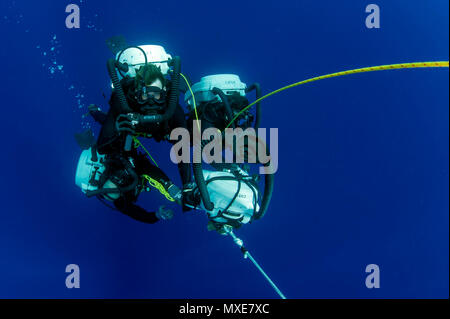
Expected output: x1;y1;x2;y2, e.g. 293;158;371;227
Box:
0;0;448;298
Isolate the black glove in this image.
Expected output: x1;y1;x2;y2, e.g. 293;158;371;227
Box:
115;113;142;135
155;205;174;221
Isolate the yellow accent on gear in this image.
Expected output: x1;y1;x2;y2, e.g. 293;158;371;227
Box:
132;136;159;168
180;73;201;133
142;174;175;202
226;61;449;128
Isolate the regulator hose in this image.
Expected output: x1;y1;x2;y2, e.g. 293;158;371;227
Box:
193;160;214;211
107;59;133;114
247;135;274;220
211;87;235;129
227;131;274;220
255;164;274;220
245;83;262;129
107;58;135;151
195;134;274;218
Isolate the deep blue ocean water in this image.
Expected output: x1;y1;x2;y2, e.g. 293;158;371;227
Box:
0;0;448;298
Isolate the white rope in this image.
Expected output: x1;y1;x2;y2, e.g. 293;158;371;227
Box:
226;228;287;299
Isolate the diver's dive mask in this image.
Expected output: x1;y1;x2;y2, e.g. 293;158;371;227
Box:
136;85;166;105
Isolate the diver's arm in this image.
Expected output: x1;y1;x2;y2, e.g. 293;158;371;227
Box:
113;197;160;224
96;110;124;155
96;78;137;154
88;104;108;124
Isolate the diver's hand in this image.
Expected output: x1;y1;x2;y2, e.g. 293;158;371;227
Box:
88;104;101;113
115;113;142;134
156;205;174;221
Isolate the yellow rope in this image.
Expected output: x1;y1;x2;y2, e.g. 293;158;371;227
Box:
226;61;449;128
142;174;175;202
132;136;159;168
180;73;201;133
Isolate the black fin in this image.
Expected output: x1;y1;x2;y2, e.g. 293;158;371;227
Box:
74;129;96;150
106;35;128;55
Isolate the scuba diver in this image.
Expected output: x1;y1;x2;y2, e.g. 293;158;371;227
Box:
98;59;191;179
97;45;196;207
183;74;274;233
75;44;196;224
75;43;274;230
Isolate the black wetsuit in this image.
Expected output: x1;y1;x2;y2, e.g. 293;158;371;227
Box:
96;76;191;185
106;151;173;224
89;87;185;224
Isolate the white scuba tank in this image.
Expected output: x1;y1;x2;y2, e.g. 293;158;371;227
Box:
198;170;259;225
75;148;106;193
184;74;247;111
115;45;172;79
